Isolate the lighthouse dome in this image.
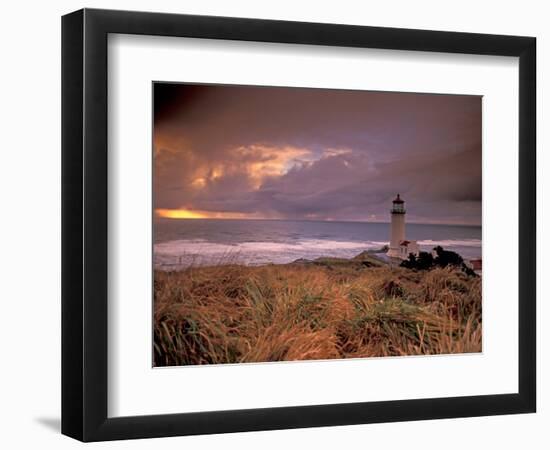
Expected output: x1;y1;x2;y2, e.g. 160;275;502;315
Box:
393;193;404;204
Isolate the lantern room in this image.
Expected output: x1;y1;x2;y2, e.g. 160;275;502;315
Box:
391;193;406;214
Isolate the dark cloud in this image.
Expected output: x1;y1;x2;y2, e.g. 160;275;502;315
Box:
154;83;481;225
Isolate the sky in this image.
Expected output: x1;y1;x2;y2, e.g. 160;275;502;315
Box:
154;83;481;225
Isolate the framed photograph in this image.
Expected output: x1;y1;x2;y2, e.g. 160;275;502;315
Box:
62;8;536;441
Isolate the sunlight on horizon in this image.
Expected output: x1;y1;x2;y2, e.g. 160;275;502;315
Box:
155;208;263;220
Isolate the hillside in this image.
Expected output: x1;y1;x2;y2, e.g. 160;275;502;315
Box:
154;257;481;366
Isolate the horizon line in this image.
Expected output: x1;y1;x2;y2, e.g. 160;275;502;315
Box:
154;216;481;227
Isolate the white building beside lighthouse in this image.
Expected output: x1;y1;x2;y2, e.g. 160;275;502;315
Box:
387;194;419;259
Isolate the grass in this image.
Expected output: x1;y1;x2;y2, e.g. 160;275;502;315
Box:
153;260;481;366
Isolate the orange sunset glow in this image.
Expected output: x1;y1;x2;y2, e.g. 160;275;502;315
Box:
155;208;264;220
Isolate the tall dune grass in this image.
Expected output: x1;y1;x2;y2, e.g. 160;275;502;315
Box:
153;262;481;366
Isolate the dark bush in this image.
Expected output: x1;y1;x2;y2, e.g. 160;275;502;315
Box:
433;246;463;267
401;252;433;270
400;246;477;277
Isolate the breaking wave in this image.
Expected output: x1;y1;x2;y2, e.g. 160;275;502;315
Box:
154;239;387;268
154;237;481;269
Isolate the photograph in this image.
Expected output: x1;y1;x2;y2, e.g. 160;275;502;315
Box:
152;83;482;367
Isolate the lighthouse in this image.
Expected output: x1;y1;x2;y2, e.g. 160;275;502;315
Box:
387;194;419;259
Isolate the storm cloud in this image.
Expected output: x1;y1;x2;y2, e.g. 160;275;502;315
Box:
154;83;481;225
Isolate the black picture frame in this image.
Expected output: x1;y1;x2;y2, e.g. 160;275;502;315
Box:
61;8;536;442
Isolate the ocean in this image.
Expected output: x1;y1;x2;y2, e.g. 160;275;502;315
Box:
154;218;481;269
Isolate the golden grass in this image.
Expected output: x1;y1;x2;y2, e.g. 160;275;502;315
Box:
153;262;481;366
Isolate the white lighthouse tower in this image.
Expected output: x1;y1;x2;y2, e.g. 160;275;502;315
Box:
387;194;419;259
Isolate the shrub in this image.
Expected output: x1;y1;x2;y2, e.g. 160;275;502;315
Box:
400;246;477;277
